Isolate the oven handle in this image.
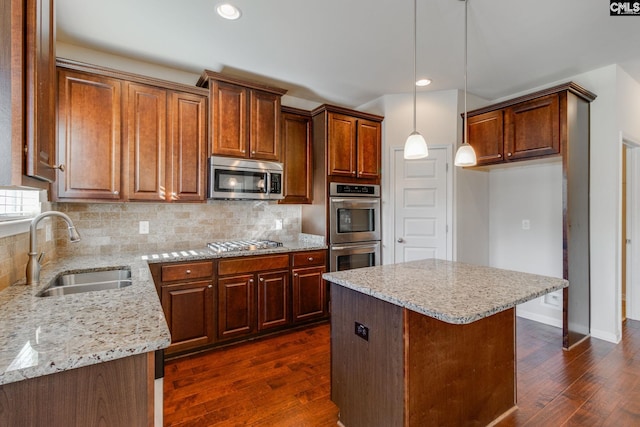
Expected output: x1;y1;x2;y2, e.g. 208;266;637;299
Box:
330;198;379;204
331;244;379;251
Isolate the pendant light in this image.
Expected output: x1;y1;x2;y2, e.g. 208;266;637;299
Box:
404;0;428;160
454;0;477;167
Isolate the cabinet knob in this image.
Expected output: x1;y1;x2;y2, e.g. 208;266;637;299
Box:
208;285;213;289
507;152;512;157
294;273;298;277
498;154;502;158
52;164;65;172
259;277;264;282
185;269;191;274
249;279;254;283
308;257;314;261
113;191;119;195
352;171;356;175
252;150;256;154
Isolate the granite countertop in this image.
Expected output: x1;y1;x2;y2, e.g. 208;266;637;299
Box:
0;234;326;386
323;259;568;325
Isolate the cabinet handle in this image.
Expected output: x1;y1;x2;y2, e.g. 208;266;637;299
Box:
185;269;191;274
259;278;264;282
207;285;213;289
249;279;254;283
294;273;298;277
498;154;502;158
113;191;119;195
252;150;256;154
352;171;356;175
52;164;65;172
308;257;313;261
507;152;512;157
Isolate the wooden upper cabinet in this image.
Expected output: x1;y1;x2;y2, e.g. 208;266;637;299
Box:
467;110;504;166
280;108;313;204
250;90;281;161
24;0;56;183
464;83;593;168
126;83;167;201
328;113;357;177
211;80;247;157
313;105;383;183
56;69;123;200
197;70;287;161
55;59;208;202
356;119;382;179
169;91;207;202
504;93;560;161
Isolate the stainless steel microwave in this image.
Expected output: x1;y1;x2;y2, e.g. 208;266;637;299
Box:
208;156;283;200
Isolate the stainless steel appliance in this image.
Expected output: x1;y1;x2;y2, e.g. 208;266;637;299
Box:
208;156;283;200
330;240;381;272
207;239;283;253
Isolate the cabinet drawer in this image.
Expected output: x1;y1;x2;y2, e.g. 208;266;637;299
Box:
161;261;214;282
292;250;326;267
219;254;289;276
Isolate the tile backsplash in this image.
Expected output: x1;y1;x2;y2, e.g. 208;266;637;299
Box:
52;201;302;258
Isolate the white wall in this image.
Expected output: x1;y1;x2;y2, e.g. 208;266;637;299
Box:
489;161;564;326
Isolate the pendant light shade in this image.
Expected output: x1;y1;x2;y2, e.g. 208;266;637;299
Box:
404;0;428;160
405;131;428;159
454;0;477;167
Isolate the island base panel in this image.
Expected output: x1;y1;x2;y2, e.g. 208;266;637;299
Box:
331;283;404;427
405;308;516;426
330;283;516;427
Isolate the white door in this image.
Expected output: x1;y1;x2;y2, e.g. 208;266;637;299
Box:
394;147;449;262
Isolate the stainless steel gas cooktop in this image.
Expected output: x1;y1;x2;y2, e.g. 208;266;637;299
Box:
207;239;283;253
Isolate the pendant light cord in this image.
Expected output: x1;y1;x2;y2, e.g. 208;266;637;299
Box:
463;0;468;145
413;0;417;132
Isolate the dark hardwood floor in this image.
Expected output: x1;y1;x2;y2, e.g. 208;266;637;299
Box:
164;318;640;426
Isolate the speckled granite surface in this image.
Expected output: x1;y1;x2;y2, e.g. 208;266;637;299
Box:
0;234;325;386
323;259;568;325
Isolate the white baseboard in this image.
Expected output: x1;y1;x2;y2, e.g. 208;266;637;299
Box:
590;328;621;344
516;308;562;328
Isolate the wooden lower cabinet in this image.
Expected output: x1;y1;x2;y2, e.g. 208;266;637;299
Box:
217;274;256;340
161;280;214;354
0;353;154;426
257;270;289;331
153;250;329;357
292;266;326;322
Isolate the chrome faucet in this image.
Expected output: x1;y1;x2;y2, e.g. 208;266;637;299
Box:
25;211;81;286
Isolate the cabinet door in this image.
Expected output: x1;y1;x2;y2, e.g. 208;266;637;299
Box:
505;94;560;161
292;266;327;323
212;81;247;157
56;70;122;200
257;270;289;331
125;83;167;201
217;274;256;340
250;90;281;161
161;280;214;355
356;119;381;179
467;110;504;166
280;111;312;204
24;0;56;183
328;113;357;177
168;91;207;201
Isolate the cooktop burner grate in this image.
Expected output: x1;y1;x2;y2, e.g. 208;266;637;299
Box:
207;239;283;253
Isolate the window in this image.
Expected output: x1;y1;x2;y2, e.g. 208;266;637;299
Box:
0;189;43;238
0;189;41;222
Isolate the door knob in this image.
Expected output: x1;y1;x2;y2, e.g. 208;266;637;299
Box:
397;238;404;243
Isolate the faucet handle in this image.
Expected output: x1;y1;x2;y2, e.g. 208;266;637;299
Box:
37;252;45;264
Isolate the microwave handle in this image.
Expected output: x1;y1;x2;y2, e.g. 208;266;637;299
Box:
265;172;271;195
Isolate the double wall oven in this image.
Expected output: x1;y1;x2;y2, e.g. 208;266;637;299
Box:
328;183;381;272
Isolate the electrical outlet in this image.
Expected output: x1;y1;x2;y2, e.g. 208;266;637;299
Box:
275;219;283;230
354;322;369;341
522;219;530;230
139;221;149;234
544;291;561;308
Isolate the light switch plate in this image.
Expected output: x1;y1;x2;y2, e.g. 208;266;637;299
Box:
139;221;149;234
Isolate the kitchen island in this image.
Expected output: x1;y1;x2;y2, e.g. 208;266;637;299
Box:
323;259;568;427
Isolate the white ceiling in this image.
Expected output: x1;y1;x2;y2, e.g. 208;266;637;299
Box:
56;0;640;108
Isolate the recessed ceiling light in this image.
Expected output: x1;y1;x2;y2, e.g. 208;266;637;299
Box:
416;79;432;87
216;3;241;20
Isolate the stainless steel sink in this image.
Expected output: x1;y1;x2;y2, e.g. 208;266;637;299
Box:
38;268;132;297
